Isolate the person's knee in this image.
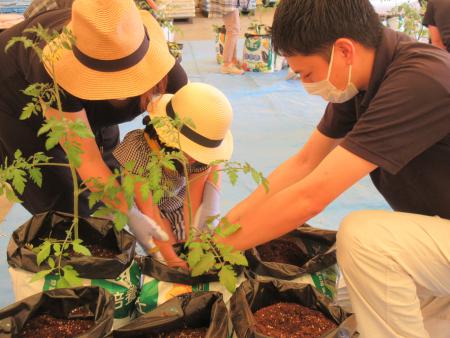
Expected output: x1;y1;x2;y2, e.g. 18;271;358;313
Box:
337;210;389;261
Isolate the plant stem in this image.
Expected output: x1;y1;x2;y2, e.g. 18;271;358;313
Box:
35;163;71;168
206;235;224;265
50;50;80;240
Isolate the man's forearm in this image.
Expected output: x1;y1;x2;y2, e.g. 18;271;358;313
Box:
226;152;315;223
219;182;322;251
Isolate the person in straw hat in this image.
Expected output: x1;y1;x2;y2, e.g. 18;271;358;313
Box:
0;0;189;241
113;82;234;268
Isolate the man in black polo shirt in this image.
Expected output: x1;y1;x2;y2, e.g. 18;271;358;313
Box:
221;0;450;336
423;0;450;52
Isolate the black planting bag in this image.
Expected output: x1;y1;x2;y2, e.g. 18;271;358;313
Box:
230;279;351;338
108;291;229;338
7;211;136;279
0;286;114;338
245;225;337;280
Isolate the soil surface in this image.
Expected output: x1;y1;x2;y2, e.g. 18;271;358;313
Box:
72;243;117;258
149;327;208;338
19;313;94;338
256;240;309;267
254;302;337;338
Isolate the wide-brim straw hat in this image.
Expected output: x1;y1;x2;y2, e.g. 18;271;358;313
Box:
42;0;175;100
150;83;234;165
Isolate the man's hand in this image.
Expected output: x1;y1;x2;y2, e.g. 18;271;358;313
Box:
127;206;169;251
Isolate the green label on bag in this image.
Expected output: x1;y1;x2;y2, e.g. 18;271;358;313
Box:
91;261;141;319
43;274;59;291
192;283;209;292
310;266;337;299
136;279;159;314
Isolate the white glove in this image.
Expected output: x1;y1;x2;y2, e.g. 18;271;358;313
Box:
127;206;169;252
193;181;221;230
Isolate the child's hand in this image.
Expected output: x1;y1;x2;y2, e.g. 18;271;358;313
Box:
127;206;169;250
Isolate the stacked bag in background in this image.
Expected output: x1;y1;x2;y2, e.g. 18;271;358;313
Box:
242;23;288;73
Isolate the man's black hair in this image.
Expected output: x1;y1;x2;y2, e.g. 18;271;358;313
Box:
272;0;383;58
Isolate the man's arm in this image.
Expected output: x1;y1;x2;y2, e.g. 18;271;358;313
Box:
428;25;446;50
226;129;342;223
219;145;377;250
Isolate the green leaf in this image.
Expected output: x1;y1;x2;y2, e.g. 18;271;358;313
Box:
47;257;55;269
14;149;22;160
162;158;176;171
122;175;135;198
37;241;51;266
20;103;37;120
187;245;203;268
152;189;164;204
227;170;238;186
140;182;151;201
191;252;215;277
88;191;102;209
213;170;219;185
220;223;241;237
218;265;237;293
45;135;60;150
28;168;43;187
113;211;128;231
123;160;136;172
261;177;269;193
5;187;21;203
222;251;248;266
30;269;53;283
251;168;261;185
92;206;112;218
62;265;83;287
72;242;91;256
56;276;71;289
53;243;61;255
37;121;52;137
12;168;26;194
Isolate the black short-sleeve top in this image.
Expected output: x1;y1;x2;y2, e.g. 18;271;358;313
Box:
0;9;142;132
317;28;450;219
423;0;450;52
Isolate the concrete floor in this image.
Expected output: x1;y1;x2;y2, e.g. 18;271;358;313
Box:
173;8;275;41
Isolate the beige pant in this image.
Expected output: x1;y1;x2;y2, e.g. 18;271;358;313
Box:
222;9;240;64
337;210;450;338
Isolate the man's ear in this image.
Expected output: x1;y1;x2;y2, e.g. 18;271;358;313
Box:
334;38;355;65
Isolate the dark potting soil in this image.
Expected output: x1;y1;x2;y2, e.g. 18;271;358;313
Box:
72;243;117;258
254;302;337;338
148;327;208;338
256;240;309;267
19;312;94;338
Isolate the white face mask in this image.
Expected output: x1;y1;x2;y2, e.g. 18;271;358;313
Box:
302;45;358;103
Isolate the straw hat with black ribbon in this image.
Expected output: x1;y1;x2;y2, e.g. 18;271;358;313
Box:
150;82;234;165
42;0;175;100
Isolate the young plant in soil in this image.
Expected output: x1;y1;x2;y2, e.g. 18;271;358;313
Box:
254;302;337;338
2;25;147;288
3;25;268;294
148;116;269;293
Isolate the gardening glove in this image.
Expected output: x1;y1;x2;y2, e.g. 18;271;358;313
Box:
127;206;169;253
192;181;221;230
